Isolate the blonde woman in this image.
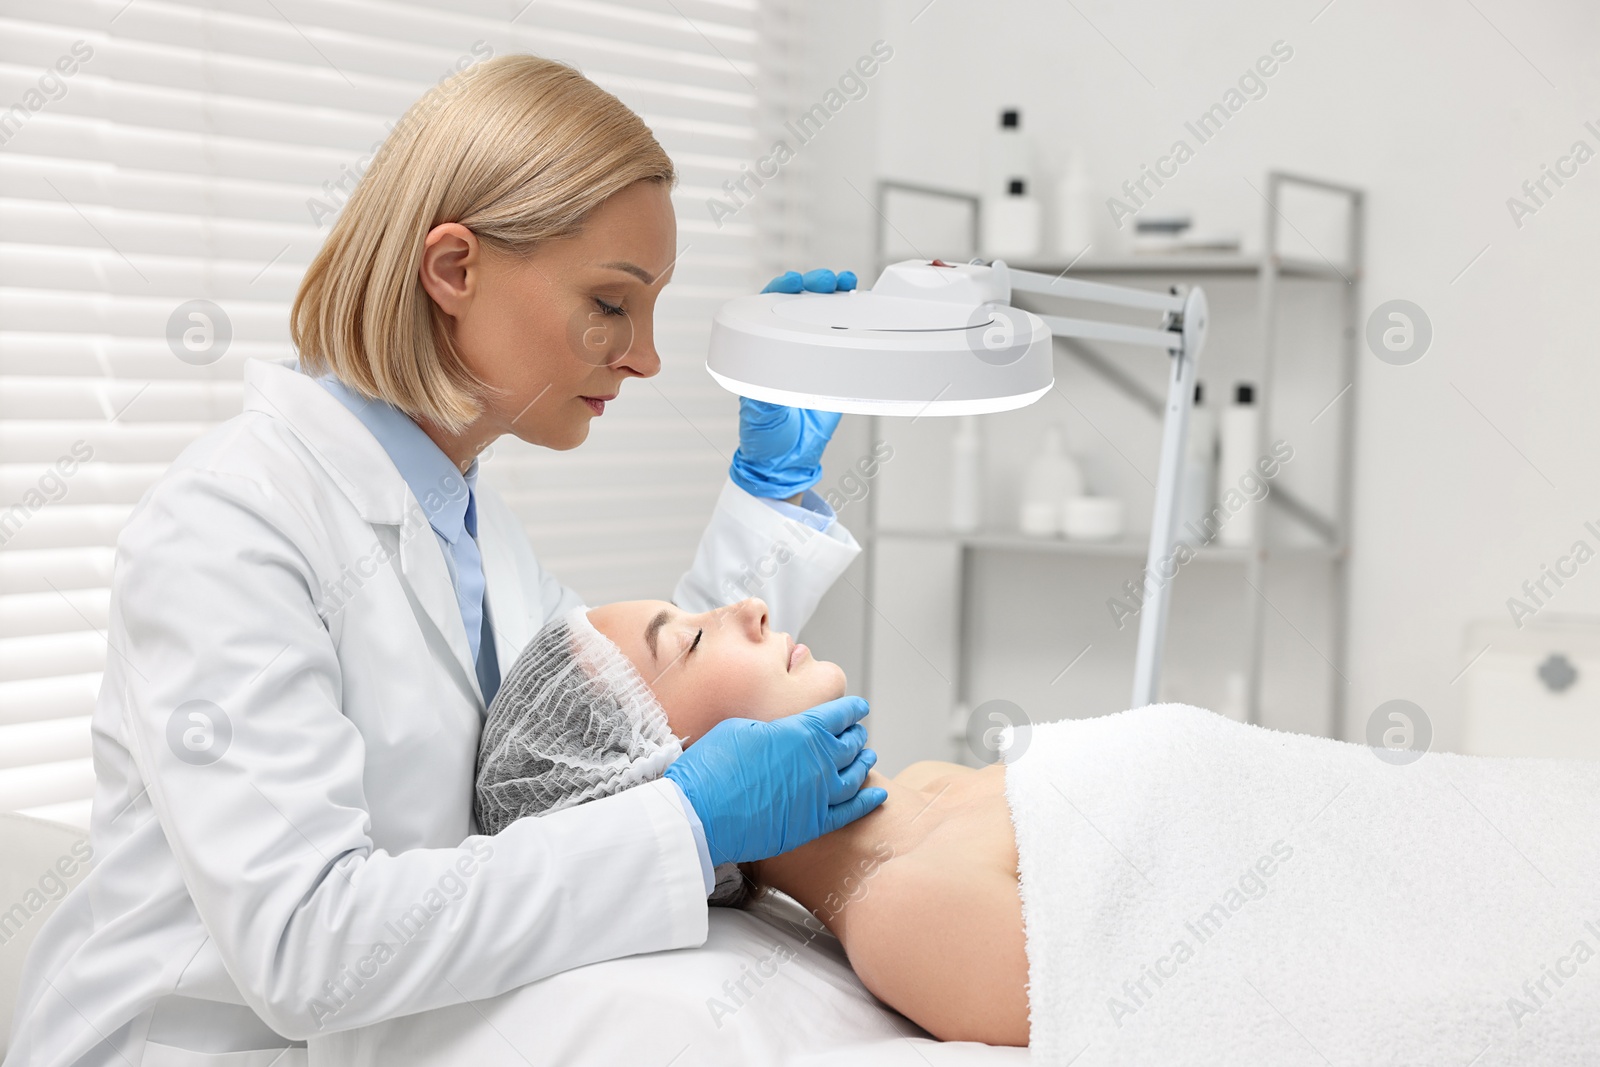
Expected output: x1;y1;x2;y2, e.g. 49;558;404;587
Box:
6;55;883;1067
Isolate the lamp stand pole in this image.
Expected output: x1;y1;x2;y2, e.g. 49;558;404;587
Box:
1006;268;1209;708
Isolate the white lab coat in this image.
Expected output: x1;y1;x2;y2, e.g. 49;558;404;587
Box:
5;359;861;1067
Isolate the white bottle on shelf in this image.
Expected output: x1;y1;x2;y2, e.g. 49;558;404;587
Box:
1018;424;1083;536
983;178;1042;260
981;109;1041;260
1217;382;1260;548
983;108;1032;199
1053;149;1093;261
1177;382;1217;545
949;415;982;533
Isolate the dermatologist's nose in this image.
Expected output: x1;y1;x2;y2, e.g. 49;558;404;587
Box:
613;315;661;380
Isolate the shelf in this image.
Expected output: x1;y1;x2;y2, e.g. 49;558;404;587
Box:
864;171;1363;738
1006;254;1354;281
872;526;1342;562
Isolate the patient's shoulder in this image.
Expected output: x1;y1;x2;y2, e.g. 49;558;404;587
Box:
842;842;1028;1045
892;760;973;791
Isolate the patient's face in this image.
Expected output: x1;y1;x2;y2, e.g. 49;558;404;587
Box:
587;598;847;744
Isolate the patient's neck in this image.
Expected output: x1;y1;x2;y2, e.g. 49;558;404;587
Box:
749;770;909;942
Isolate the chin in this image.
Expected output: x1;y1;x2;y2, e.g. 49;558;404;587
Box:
526;419;589;451
806;658;848;700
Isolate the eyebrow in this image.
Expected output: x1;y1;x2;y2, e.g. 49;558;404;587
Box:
645;607;672;663
599;260;655;284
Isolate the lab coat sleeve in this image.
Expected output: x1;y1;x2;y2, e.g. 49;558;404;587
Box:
112;469;709;1040
673;476;862;637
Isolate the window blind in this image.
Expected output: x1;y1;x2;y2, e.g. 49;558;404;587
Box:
0;0;798;826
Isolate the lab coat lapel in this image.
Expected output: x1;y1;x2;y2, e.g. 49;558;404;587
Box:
243;359;484;709
478;500;532;673
396;518;484;708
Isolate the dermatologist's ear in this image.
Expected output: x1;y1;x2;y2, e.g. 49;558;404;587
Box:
418;222;480;318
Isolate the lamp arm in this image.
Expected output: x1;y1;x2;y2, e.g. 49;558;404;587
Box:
1032;314;1181;350
1132;287;1209;707
998;259;1210;708
1005;265;1187;314
992;262;1203;703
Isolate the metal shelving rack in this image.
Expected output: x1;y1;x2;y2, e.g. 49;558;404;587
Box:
858;172;1364;738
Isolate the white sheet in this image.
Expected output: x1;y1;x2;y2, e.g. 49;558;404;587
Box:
1008;704;1600;1067
309;893;1026;1066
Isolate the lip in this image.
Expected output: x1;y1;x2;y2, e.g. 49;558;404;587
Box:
787;637;807;672
580;393;616;417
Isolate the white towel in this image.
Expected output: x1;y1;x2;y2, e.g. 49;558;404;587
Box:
1005;704;1600;1067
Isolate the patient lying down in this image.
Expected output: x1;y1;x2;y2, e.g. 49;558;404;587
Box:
474;597;1027;1046
475;598;1600;1062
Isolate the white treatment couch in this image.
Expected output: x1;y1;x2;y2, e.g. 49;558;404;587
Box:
1;812;1026;1065
309;891;1030;1066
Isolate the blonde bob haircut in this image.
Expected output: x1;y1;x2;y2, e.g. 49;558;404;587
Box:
292;53;677;433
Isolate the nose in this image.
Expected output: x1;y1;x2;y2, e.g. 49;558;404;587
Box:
611;312;661;380
735;597;768;640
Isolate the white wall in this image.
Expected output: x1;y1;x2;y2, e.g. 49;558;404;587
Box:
770;3;889;726
792;0;1600;768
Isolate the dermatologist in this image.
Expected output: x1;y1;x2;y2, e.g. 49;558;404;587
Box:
6;54;885;1067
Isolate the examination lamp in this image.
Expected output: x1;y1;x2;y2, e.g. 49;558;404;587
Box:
706;258;1209;708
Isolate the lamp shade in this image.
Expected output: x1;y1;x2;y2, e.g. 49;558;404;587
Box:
706;259;1053;416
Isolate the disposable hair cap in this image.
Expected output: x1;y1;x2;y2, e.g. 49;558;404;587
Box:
474;605;752;905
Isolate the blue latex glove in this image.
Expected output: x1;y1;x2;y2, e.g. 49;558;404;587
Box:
729;268;860;499
664;696;887;866
761;268;857;295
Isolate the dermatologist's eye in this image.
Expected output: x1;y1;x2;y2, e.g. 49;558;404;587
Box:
594;297;626;318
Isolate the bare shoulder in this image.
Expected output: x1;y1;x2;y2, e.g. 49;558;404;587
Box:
842;845;1029;1045
892;759;975;791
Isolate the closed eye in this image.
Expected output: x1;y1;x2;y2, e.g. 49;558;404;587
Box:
594;297;626;317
